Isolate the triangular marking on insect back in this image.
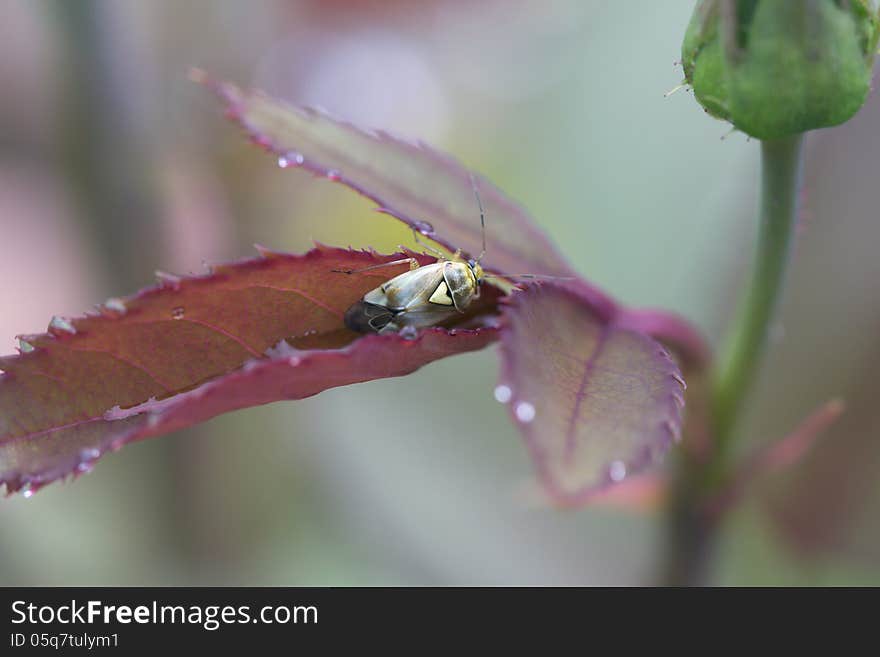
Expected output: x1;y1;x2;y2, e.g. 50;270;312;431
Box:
429;281;454;305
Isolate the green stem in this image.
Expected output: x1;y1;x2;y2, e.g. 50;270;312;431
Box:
663;135;804;586
710;135;804;478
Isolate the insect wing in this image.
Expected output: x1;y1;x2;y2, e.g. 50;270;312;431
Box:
372;263;447;310
344;300;396;333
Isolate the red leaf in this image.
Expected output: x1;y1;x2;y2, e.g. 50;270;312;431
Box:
3;75;706;502
497;284;685;505
194;72;710;372
616;307;711;373
0;245;501;494
190;73;708;504
192;69;576;280
521;473;668;513
2;328;495;496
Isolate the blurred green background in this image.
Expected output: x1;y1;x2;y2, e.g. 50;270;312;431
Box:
1;0;878;585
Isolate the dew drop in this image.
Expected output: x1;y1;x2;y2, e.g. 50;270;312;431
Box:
413;220;434;235
609;460;627;482
514;401;536;423
494;384;513;404
76;461;94;475
18;339;35;353
22;486;33;499
103;297;127;314
277;152;304;168
398;326;419;341
326;169;341;181
49;316;76;335
79;447;100;461
288;356;301;367
171;306;185;320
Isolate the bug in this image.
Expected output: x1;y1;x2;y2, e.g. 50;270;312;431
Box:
341;176;491;335
340;176;569;334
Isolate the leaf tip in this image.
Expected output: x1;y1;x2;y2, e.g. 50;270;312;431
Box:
253;243;282;259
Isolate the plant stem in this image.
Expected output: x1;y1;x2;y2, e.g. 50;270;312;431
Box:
711;135;804;476
664;135;805;586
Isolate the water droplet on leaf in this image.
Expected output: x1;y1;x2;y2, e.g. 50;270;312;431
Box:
79;447;100;460
398;326;419;341
277;152;304;168
103;297;127;314
49;316;76;335
515;401;536;423
171;306;185;320
413;220;434;235
609;460;627;482
494;384;513;404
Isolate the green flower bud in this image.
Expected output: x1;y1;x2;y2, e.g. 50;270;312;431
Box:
682;0;880;139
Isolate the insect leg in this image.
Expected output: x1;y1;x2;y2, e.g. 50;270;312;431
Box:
332;258;420;275
411;229;448;259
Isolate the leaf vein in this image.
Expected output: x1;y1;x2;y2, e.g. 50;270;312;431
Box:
563;324;611;465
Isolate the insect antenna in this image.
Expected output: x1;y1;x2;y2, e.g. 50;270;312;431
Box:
469;172;487;263
482;273;576;281
468;174;573;284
